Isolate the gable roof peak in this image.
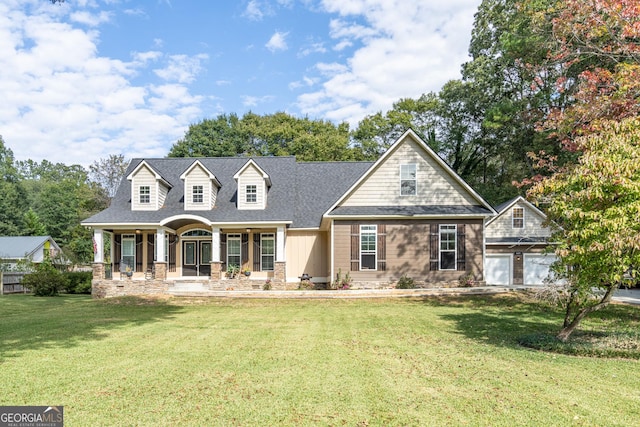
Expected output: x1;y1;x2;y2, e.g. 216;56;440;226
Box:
179;159;222;187
126;159;172;188
233;158;272;186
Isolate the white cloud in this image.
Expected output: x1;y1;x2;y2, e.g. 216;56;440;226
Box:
69;10;112;26
0;1;205;166
243;0;264;21
241;95;275;107
265;31;289;52
153;54;208;84
298;0;482;126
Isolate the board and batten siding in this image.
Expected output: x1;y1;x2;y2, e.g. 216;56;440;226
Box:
184;164;215;210
340;137;478;207
332;220;484;284
485;201;551;240
285;230;329;281
237;164;266;210
131;165;159;211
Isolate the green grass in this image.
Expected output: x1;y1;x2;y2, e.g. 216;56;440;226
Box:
0;294;638;426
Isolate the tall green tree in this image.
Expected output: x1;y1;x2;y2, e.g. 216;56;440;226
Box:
89;154;129;200
0;136;26;235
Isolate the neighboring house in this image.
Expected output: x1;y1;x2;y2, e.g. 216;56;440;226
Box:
484;196;555;285
82;129;497;297
0;236;62;269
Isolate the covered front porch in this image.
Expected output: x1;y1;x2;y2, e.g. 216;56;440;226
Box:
90;218;288;298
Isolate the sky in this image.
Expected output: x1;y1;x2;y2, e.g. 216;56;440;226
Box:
0;0;482;167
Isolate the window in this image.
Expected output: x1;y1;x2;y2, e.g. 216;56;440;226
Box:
360;225;377;270
261;233;275;271
246;185;257;203
226;234;241;268
139;186;150;204
192;185;203;204
400;164;417;196
122;234;135;270
439;225;456;270
512;207;524;229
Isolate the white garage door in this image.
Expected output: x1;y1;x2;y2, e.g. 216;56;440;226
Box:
485;255;511;285
524;254;557;285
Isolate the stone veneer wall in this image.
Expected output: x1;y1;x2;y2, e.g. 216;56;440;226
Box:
92;279;170;298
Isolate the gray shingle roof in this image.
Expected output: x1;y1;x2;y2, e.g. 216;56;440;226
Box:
328;205;494;217
0;236;53;259
82;157;373;229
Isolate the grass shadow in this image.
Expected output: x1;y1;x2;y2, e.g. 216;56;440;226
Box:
412;293;640;357
0;294;183;360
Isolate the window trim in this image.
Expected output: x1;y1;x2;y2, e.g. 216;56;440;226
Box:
400;164;417;196
359;224;377;271
121;234;136;270
192;185;204;204
439;224;457;271
260;233;275;271
139;185;150;204
246;185;257;203
226;233;241;268
512;207;524;229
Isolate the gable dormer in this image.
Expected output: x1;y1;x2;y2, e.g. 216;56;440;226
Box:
233;159;271;210
180;160;221;211
485;196;551;240
127;160;172;211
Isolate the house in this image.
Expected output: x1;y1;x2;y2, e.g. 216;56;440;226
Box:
82;129;497;297
0;236;62;269
484;196;555;285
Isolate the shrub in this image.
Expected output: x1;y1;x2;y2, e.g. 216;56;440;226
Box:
21;261;69;296
395;274;415;289
298;279;313;290
458;273;475;287
63;271;92;294
263;279;272;290
331;269;352;290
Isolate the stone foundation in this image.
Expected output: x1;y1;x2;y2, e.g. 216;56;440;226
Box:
92;279;170;299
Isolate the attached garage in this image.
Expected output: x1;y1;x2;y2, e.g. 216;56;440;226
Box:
524;254;557;285
485;255;511;285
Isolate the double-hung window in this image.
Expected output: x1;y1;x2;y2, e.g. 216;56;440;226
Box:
439;225;456;270
226;234;241;269
246;185;257;203
360;225;377;270
192;185;203;204
122;234;136;270
261;233;275;271
400;164;417;196
512;207;524;229
139;186;150;204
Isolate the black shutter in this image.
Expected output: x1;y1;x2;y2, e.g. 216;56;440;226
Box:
135;234;143;272
377;224;386;271
429;223;439;271
114;234;122;272
253;234;261;271
147;234;154;269
168;235;177;272
457;224;466;271
220;234;227;271
242;233;249;265
350;224;359;271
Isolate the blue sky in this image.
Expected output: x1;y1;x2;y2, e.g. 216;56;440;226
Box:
0;0;482;166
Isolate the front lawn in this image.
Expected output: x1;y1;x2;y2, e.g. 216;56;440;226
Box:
0;294;638;426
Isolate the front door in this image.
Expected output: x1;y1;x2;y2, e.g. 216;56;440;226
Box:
182;240;211;277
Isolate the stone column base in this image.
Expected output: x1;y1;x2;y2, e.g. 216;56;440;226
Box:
154;262;167;280
274;261;286;282
92;262;105;280
210;262;223;280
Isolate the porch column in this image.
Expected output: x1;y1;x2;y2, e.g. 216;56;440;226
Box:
93;229;104;263
276;226;285;262
92;229;105;280
154;228;167;280
274;226;286;283
210;226;222;280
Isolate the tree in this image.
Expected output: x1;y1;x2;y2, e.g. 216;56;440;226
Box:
23;208;46;236
529;118;640;341
0;136;26;235
169;114;248;158
89;154;129;199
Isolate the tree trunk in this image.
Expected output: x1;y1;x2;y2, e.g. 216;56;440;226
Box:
556;285;617;342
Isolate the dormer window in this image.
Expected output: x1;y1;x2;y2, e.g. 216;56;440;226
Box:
512;207;524;229
246;185;257;203
139;186;150;204
192;185;203;204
